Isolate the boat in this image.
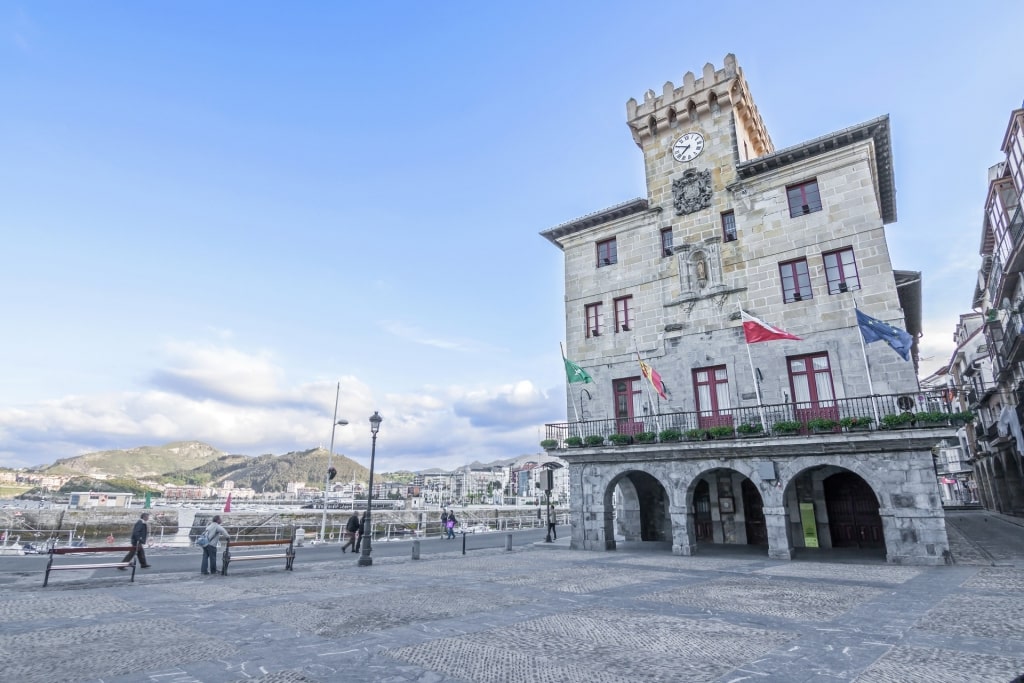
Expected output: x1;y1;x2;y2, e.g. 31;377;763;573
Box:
0;531;23;555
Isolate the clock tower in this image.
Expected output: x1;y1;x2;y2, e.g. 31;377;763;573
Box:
626;54;772;239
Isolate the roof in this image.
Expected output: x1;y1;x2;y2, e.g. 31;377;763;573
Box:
539;197;650;248
737;115;896;224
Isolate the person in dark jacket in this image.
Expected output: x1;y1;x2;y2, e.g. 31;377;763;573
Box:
121;512;151;569
353;512;367;552
341;512;360;553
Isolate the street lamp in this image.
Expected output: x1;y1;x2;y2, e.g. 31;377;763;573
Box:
319;382;349;545
358;411;382;567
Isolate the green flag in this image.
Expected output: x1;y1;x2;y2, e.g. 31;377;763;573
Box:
564;357;593;384
144;492;151;509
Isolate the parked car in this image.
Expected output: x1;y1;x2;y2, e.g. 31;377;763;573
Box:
21;542;43;554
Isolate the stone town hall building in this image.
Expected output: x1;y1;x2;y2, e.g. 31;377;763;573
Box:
541;55;954;565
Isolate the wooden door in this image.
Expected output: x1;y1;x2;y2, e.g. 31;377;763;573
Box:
741;479;768;545
824;472;884;547
694;480;712;541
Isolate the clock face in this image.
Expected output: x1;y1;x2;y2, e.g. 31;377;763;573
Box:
672;132;705;162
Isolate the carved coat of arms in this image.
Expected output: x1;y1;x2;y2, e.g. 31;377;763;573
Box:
672;169;713;215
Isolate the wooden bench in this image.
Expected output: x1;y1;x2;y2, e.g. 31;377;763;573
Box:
221;539;295;576
44;545;137;587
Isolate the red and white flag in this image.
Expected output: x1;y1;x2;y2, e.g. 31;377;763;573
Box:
741;310;802;343
223;492;232;513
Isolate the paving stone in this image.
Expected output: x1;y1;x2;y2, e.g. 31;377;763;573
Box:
853;645;1024;683
638;575;884;621
916;593;1024;640
754;563;922;585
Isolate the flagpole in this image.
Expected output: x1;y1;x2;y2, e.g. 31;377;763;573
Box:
561;343;584;437
852;297;881;425
740;305;768;432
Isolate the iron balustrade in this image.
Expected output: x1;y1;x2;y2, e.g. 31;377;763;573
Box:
544;389;961;445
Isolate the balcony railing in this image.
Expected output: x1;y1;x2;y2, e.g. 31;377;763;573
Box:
543;389;965;446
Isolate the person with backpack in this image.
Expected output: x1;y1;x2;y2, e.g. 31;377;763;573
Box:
445;511;456;539
199;515;229;575
341;512;360;553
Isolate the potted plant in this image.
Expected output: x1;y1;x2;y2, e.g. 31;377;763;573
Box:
951;411;975;427
881;412;915;429
658;428;683;442
608;433;633;446
565;436;584;448
840;416;874;431
807;417;839;433
708;425;735;439
914;411;949;427
684;428;708;441
772;420;802;435
540;439;559;450
736;422;764;437
635;431;658;444
584;434;606;447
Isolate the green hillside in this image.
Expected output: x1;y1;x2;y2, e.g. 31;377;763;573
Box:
44;441;224;478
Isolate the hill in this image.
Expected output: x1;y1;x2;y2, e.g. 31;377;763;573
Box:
187;447;368;492
44;441;225;479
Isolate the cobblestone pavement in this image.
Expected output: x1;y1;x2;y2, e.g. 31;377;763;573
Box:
2;537;1023;683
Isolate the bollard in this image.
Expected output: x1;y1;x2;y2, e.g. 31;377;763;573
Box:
462;531;466;555
412;540;420;560
505;533;512;551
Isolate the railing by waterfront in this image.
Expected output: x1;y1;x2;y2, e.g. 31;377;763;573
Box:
543;389;969;446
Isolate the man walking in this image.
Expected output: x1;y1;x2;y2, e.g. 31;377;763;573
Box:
341;512;360;553
353;512;367;552
121;512;151;569
200;515;229;575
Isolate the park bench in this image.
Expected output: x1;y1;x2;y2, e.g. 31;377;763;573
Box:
43;545;137;587
221;538;295;576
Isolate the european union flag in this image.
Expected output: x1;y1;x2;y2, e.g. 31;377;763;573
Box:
856;309;913;361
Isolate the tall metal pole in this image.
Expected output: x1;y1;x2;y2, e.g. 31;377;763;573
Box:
358;411;382;567
319;383;348;545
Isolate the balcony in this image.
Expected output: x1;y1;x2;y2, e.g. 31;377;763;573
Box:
544;390;965;447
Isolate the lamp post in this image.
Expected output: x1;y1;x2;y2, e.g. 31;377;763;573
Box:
358;411;382;567
319;382;349;545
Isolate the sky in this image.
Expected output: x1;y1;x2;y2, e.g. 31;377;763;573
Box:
2;2;1023;472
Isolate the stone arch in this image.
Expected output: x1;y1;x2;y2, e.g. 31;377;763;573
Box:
782;464;885;558
647;115;658;137
680;466;771;556
708;91;720;116
687;99;698;123
603;469;673;549
667;107;677;128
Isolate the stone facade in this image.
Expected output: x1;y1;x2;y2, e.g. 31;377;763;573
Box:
541;54;950;565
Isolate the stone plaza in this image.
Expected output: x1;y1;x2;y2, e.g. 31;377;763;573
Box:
1;512;1022;682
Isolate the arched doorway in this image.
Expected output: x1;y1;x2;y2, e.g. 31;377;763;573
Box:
824;471;883;548
741;479;767;545
605;470;671;546
693;480;712;541
689;469;767;551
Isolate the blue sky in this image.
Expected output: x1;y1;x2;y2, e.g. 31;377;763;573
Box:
2;2;1022;471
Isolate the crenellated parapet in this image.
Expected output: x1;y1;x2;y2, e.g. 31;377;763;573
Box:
625;53;773;156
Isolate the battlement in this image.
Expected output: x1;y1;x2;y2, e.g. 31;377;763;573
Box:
625;53;773;156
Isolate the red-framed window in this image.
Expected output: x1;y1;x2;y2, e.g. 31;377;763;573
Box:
780;258;812;303
597;238;617;267
613;376;643;427
788;353;838;426
660;228;674;257
787;180;822;217
585;302;602;338
614;295;633;332
693;365;732;428
823;247;860;294
722;211;737;242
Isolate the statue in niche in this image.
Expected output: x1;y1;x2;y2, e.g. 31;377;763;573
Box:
695;255;708;287
672;169;713;215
